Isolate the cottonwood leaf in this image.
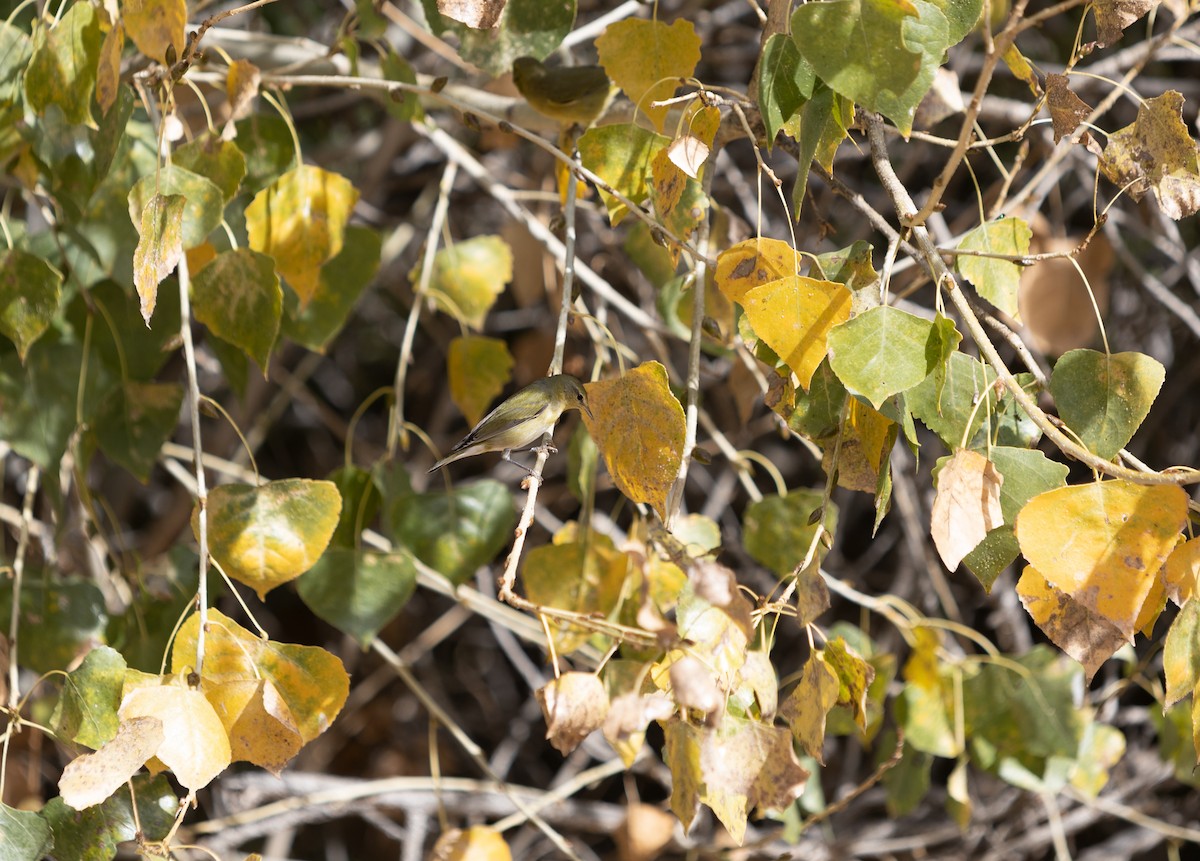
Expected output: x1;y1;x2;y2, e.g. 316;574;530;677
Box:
1094;0;1159;46
174;133;248;202
448;335;514;426
246;165;359;306
757;33;816;148
426;236;513;330
1016;566;1129;681
434;0;575;77
282;225;381;352
1050;349;1165;461
792;0;922;130
1164;599;1200;707
52;646;126;750
93;381;184;482
743;489;838;578
192;248;282;374
523;526;631;653
129;167;225;251
825;637;876;730
1015;480;1187;642
198;479;342;599
0;803;53;860
1161;537;1200;606
119;683;231;791
930;449;1003;571
1099;91;1200;220
25;2;103;128
1046;74;1093;143
780;653;839;761
536;672;610;755
578;124;666;225
604;691;674;767
437;0;507;29
173;609;350;750
59;716;164;810
430;826;512;861
827;306;951;408
956;216;1032;320
0;248;62;361
596;18;701;132
297;548;418;648
715;237;802;303
584;362;685;520
122;0;186;63
132;194;185;324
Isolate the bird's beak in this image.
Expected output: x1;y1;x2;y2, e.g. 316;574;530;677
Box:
581;399;594;421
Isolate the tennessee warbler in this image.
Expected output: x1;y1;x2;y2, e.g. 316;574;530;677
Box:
428;374;592;473
511;56;614;127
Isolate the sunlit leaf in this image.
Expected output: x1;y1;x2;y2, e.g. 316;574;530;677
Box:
1099;90;1200;220
121;0;186;63
198;480;342;599
956;216;1031;320
780;653;839;761
536;672;610;755
427;236;513;330
59;716;164;811
827;306;953;408
1050;349;1165;461
578;123;666;225
596;18;702;132
583;362;685;520
118;682;231;791
930;449;1003;571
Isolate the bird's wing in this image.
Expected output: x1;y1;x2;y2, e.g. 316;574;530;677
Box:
451;398;549;451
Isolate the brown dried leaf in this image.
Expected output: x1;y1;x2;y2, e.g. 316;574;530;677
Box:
1099;90;1200;220
1017;566;1127;681
1094;0;1159;46
1046;74;1092;144
931;450;1004;572
669;655;723;717
780;654;839;762
536;672;609;755
437;0;507;29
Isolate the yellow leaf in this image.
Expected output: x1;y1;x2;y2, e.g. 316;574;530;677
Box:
1161;536;1200;605
59;716;164;810
1014;480;1187;640
173;609;350;749
430;826;512;861
780;653;839;762
1016;566;1127;681
583;362;685;520
715;237;801;304
596;18;702;133
246;165;359;306
931;450;1004;571
132;194;185;325
119;682;231;791
738;275;851;389
447;335;514;426
121;0;185;64
95;22;123;115
650;147;685;214
825;399;893;492
203;678;303;774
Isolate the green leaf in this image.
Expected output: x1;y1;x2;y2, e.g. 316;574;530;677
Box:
790;84;839;217
298;548;418;647
873;0;947;135
0;577;107;674
385;479;516;585
173;133;248;202
93;381;184;482
578;123;667;225
128;166;225;250
792;0;921;129
882;739;932;816
905;351;995;447
744;490;838;578
827;306;945;408
757;34;816;148
234;113;297;195
326;465;382;548
0;341;86;468
1049;349;1165;460
956;216;1032;320
785;359;848;442
200;480;343;599
381;50;422;121
927;0;984;45
0;803;53;861
0;248;63;361
51;646;127;750
0;22;33;104
282;225;381;352
41;775;176;861
207;333;249;397
192;248;282;373
24;2;104;128
426;0;577;76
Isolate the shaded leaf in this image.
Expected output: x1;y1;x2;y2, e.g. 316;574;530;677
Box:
297;548;418;648
1164;599;1200;707
122;0;186;63
537;672;610;755
282;225;381;352
25;2;103;128
743;489;837;578
1099;90;1200;220
448;335;515;425
757;33;815;148
780;653;839;762
132;194;185;324
1050;349;1165;461
578;123;666;225
93;381;183;481
192;248;282;373
128;166;225;252
52;646;126;751
0;248;63;361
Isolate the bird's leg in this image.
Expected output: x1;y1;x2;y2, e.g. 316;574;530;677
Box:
501;448;537;477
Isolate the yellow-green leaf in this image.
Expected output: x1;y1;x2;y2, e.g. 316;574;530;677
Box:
596;18;702;133
956;216;1032;321
25;2;103;128
780;654;839;761
583;362;685;520
1049;349;1165;461
578;123;667;225
448;335;514;426
0;248;62;361
246;165;359;306
1164;599;1200;707
427;236;513;330
197;479;342;599
122;0;185;64
192;248;282;374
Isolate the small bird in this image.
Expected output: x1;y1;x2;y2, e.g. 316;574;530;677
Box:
428;374;593;474
511;56;614;128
